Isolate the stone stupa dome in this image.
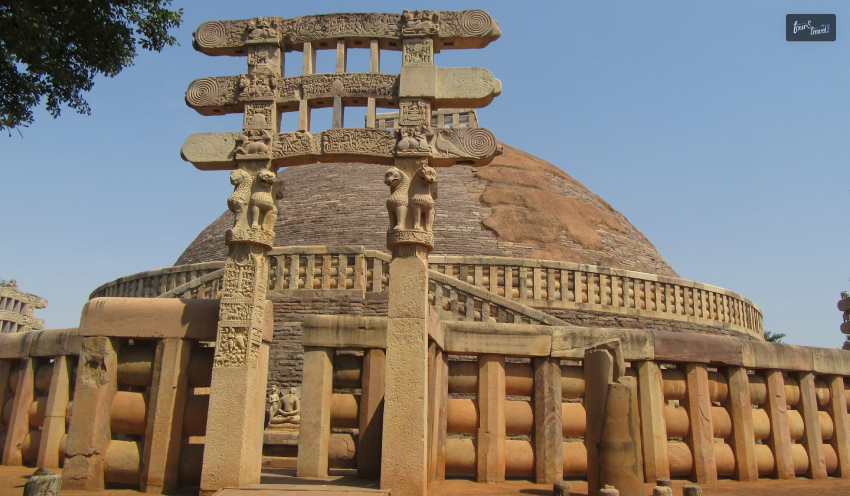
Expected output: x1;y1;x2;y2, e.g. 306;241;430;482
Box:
176;144;677;278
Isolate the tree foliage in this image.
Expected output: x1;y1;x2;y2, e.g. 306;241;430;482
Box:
0;0;183;133
763;330;786;343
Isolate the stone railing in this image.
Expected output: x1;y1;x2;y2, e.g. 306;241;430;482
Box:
89;262;225;300
89;249;762;339
299;316;850;487
266;246;391;296
428;255;763;339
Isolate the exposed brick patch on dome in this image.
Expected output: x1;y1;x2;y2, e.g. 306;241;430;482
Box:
176;144;677;277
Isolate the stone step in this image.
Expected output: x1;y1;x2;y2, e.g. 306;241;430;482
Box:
215;484;388;495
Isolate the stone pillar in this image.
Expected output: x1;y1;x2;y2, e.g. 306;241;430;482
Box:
635;361;669;482
585;347;644;496
826;375;850;477
358;348;386;479
366;39;380;128
764;369;794;479
476;354;505;483
140;339;192;493
533;356;562;485
200;32;280;493
299;42;315;132
2;358;34;466
428;346;448;481
62;337;120;491
725;366;757;481
797;372;827;479
683;363;716;483
381;243;431;496
297;347;333;477
37;355;71;468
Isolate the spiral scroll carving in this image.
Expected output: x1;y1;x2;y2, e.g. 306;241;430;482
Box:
460;10;492;37
461;128;497;157
186;78;223;107
196;21;228;47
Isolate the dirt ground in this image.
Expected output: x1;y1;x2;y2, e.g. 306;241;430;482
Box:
3;466;850;495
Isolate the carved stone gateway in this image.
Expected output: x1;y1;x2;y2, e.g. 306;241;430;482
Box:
181;9;501;496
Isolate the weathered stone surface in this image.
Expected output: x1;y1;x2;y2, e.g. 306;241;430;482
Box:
825;375;850;477
635;360;669;482
37;355;71;469
533;356;562;484
80;298;219;341
29;328;83;358
742;341;813;371
683;363;717;483
302;315;387;349
23;467;62;496
654;331;742;365
443;321;551;356
3;359;34;466
797;372;827;479
552;327;653;360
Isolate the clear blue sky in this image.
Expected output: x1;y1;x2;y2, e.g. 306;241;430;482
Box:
3;1;848;348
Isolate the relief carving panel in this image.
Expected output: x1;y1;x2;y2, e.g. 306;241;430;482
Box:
322;129;396;157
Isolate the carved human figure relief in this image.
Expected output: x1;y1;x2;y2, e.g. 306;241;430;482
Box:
250;170;278;231
384;167;410;231
409;165;438;231
228;169;253;231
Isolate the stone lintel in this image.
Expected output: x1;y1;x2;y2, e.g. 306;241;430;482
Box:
80;298;220;341
302;315;388;349
182;127;501;171
193;11;501;56
442;321;552;357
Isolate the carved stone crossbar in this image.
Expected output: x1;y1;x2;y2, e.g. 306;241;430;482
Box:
182;127;501;170
193;10;500;55
186;70;500;116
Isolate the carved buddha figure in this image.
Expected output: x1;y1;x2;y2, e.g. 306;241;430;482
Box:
268;387;300;426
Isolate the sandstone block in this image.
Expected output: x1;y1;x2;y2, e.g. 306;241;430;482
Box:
79;298;219;341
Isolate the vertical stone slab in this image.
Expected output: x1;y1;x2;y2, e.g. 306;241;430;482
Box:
2;358;34;466
140;339;192;493
297;347;334;478
429;349;448;481
725;366;757;481
585;349;614;496
599;377;644;495
37;355;71;469
683;363;717;483
826;375;850;477
635;361;669;482
476;354;505;483
0;359;11;455
533;356;562;485
359;348;386;479
797;372;827;479
62;337;120;491
764;369;794;479
381;247;430;496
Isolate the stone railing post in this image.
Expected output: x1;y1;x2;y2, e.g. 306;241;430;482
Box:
826;375;850;477
358;348;386;478
140;339;192;493
725;366;757;481
764;369;794;479
533;356;562;485
37;355;71;469
683;363;716;483
635;360;669;482
797;372;827;479
297;347;333;477
62;337;120;491
476;354;505;483
2;358;34;466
